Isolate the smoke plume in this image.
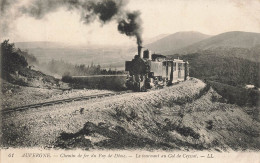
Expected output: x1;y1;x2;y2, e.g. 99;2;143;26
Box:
118;11;142;45
0;0;143;45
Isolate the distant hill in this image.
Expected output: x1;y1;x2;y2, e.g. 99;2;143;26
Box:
13;31;260;72
143;34;169;45
14;41;68;49
127;34;170;53
166;31;260;89
14;41;134;70
168;31;260;55
15;41;133;49
144;31;211;53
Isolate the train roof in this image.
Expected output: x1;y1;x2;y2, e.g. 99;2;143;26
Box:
173;58;185;63
151;54;166;60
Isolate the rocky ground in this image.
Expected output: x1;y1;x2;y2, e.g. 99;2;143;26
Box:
1;78;259;151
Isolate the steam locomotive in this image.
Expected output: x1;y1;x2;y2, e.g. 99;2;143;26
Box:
125;45;189;91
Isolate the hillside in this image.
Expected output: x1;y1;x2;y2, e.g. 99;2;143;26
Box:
165;31;260;91
2;78;259;150
180;31;260;51
145;31;210;53
193;46;260;62
168;53;260;88
1;40;63;89
165;31;260;61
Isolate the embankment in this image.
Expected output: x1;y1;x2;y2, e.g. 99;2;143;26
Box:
1;78;260;151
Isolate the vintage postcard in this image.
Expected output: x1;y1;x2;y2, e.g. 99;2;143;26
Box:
0;0;260;162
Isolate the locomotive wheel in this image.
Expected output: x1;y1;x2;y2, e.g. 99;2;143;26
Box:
132;81;146;92
139;79;147;92
126;80;134;90
140;86;147;92
133;82;139;91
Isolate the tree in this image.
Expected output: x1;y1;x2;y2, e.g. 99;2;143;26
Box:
1;40;28;76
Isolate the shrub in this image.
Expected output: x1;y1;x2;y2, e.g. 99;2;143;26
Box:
207;80;260;107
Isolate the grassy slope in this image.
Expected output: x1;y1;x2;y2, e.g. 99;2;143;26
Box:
1;78;259;150
168;53;260;87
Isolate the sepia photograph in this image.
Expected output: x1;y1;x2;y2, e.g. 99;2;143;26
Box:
0;0;260;162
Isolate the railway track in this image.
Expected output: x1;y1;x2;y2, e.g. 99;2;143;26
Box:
2;91;132;114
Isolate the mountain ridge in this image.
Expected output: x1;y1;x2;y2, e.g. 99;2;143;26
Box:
168;31;260;55
144;31;211;53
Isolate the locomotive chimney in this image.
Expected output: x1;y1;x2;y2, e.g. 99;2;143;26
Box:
138;45;143;58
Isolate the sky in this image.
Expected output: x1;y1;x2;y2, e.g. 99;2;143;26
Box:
1;0;260;46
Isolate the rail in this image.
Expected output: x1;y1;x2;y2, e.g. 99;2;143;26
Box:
2;91;131;114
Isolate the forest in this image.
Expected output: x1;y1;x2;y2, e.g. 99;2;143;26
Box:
168;52;260;107
169;53;260;87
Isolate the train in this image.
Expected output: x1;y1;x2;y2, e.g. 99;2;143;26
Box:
125;45;189;91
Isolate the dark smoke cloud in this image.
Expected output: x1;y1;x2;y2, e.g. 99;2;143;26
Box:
0;0;18;15
85;0;121;23
19;0;125;23
1;0;143;45
118;11;142;45
1;0;10;14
